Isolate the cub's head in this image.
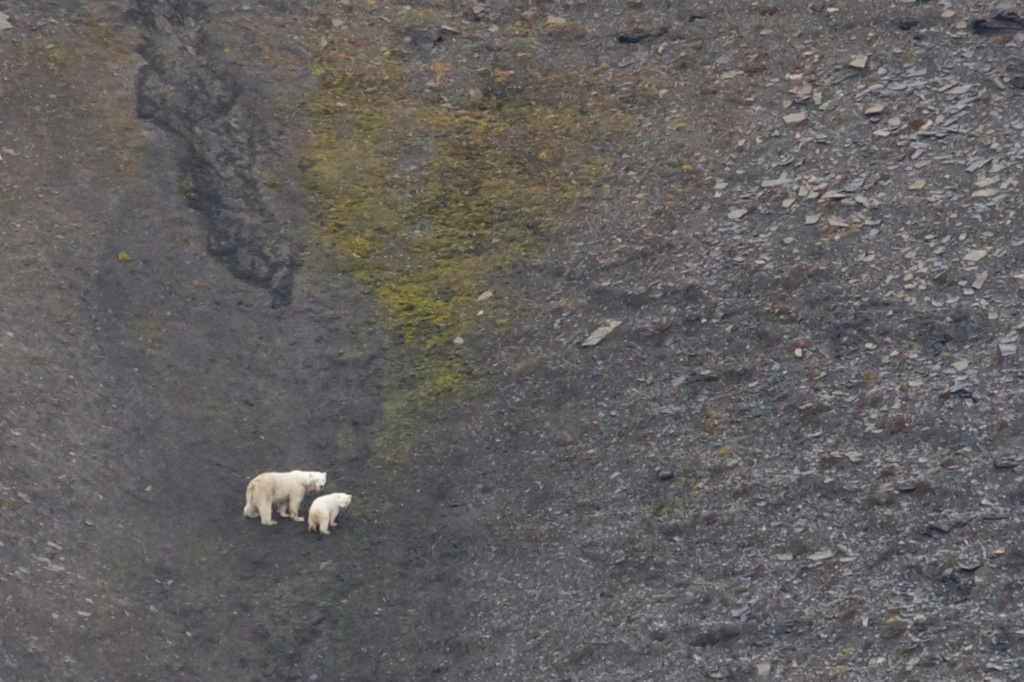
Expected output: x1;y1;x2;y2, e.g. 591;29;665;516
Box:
334;493;353;509
307;472;327;492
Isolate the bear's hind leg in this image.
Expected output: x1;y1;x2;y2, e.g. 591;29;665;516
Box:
244;500;259;518
259;500;277;526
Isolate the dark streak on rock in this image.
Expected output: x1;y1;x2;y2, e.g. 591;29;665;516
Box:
126;0;298;307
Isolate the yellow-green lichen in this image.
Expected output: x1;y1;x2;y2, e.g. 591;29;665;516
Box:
306;48;631;469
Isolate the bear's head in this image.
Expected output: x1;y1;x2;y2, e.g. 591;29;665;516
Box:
335;493;353;509
308;472;327;492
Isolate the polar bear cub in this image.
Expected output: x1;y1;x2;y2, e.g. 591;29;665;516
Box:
307;492;353;535
244;470;326;526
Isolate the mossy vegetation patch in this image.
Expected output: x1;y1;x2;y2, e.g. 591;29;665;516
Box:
305;47;633;467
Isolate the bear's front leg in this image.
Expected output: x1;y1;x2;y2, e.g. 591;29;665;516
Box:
288;493;305;522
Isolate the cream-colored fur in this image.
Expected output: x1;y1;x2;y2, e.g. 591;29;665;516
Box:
307;492;352;535
243;471;326;526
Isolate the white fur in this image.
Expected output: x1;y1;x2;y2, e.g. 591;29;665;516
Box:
307;492;353;535
243;471;327;526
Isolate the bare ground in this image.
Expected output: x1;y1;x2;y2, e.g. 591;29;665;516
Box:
6;0;1024;680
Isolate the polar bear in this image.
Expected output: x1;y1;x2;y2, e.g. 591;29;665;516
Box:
307;492;353;535
243;470;326;526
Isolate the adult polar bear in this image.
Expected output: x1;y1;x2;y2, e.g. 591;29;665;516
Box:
307;492;353;535
244;470;326;526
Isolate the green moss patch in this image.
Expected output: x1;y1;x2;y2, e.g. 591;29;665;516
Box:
305;48;631;467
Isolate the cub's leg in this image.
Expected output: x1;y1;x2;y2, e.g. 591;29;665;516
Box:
308;508;330;535
329;508;341;527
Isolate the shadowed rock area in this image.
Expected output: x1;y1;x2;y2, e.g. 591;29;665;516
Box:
130;0;297;306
